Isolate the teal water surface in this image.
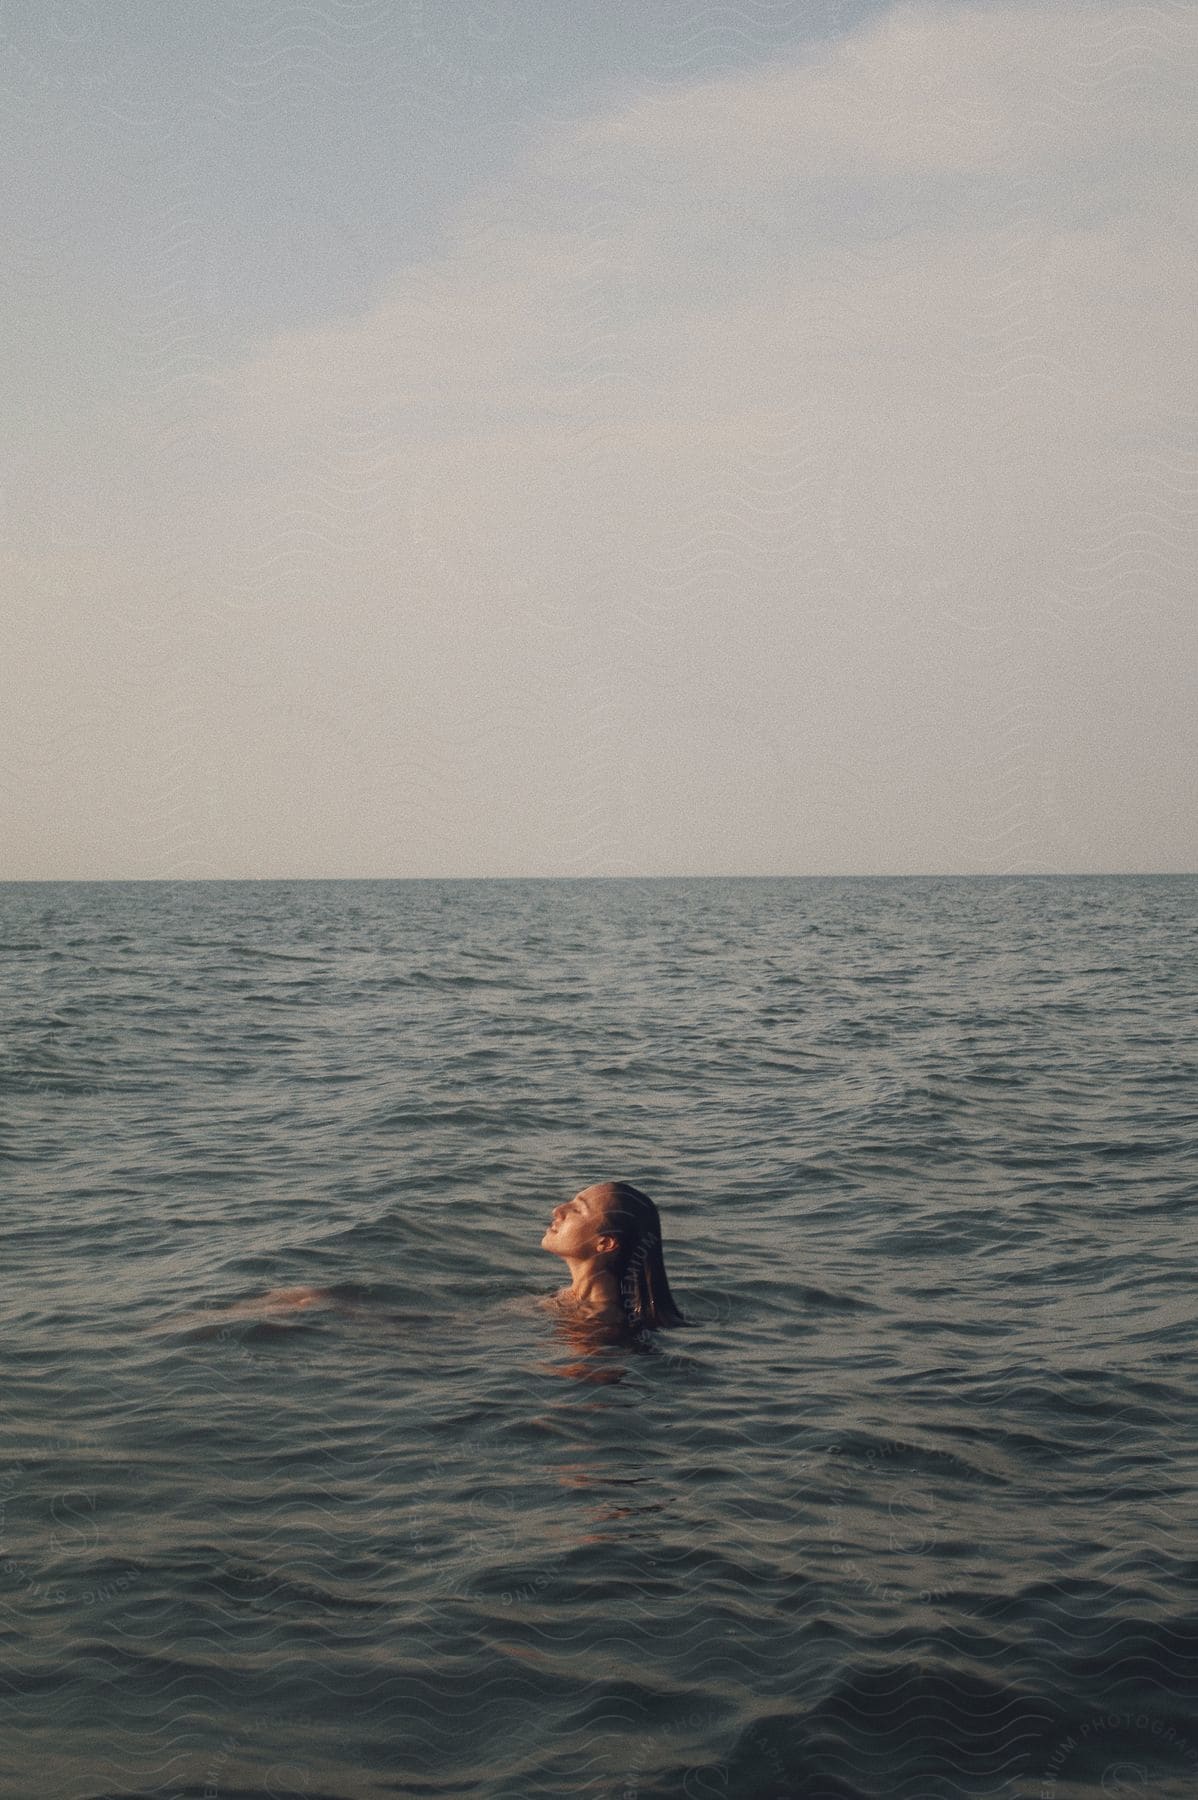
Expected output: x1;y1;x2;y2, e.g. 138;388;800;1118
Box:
2;877;1197;1799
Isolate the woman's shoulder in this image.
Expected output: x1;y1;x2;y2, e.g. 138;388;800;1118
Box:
538;1288;625;1325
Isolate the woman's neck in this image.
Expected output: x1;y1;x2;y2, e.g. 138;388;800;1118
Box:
563;1261;620;1313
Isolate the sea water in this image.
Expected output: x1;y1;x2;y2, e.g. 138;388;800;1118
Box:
2;876;1196;1799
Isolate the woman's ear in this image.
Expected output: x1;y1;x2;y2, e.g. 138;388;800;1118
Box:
594;1232;619;1255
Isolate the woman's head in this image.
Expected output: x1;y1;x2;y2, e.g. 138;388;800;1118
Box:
542;1180;686;1330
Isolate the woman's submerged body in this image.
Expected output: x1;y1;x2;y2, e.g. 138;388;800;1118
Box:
234;1285;329;1313
541;1180;685;1334
180;1183;685;1337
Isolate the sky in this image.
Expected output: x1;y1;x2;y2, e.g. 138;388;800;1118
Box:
4;0;1195;878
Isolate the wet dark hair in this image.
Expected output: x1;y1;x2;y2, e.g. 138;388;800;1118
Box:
599;1182;686;1331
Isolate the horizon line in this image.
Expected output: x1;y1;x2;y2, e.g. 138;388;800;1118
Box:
2;870;1195;884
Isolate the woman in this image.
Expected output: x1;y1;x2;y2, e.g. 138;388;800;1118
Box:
541;1181;686;1332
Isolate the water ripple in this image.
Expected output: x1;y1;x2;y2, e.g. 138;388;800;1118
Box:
2;876;1196;1798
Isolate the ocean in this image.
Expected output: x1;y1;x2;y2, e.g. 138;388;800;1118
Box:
2;876;1196;1800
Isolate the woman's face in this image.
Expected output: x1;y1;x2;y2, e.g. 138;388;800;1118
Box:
541;1186;615;1261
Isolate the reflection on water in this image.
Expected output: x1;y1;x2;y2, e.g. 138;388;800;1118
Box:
554;1458;666;1537
538;1302;644;1384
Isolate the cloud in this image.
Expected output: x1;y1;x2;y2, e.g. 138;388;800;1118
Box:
224;0;1195;471
23;0;1191;875
581;0;1196;181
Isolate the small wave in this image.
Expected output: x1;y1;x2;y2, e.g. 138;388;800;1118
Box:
215;946;324;968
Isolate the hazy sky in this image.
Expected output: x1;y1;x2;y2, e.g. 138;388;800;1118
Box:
5;0;1195;877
